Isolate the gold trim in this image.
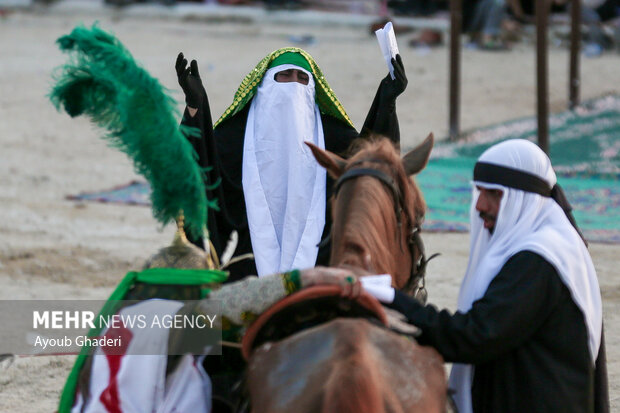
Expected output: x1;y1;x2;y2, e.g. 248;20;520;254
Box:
214;47;353;128
282;272;297;295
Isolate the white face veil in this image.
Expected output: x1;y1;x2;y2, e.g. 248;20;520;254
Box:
242;64;326;276
448;139;603;413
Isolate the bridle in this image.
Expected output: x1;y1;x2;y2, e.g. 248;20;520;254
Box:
332;160;438;303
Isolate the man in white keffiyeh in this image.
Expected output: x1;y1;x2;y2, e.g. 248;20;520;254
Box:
364;139;609;413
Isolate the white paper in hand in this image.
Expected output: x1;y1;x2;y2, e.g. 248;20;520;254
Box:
374;21;400;80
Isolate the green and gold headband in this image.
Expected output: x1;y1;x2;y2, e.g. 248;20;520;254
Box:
214;47;353;128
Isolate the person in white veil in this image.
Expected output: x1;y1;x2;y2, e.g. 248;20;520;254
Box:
175;48;408;282
363;139;609;413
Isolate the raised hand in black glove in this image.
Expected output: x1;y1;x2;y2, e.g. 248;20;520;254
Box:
175;52;205;109
379;53;408;106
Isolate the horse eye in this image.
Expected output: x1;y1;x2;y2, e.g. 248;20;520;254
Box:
344;242;364;255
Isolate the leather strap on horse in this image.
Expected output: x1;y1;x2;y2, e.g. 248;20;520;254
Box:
335;167;404;227
334;165;432;301
403;227;440;303
241;285;387;360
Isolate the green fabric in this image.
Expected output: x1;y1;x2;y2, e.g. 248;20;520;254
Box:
269;51;312;72
214;47;353;128
289;269;301;290
136;267;228;286
282;269;301;294
49;24;216;239
416;94;620;243
57;268;228;413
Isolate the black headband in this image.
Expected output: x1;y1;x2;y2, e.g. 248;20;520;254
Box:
473;162;552;196
473;161;587;246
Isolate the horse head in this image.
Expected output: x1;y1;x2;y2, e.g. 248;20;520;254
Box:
307;134;434;299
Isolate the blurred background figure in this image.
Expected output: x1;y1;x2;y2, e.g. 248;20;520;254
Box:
581;0;620;56
464;0;511;50
506;0;568;23
387;0;447;16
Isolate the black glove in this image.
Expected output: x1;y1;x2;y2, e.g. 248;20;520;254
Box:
175;52;204;108
379;53;408;106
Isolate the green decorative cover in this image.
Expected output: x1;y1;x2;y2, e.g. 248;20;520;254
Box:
57;268;228;413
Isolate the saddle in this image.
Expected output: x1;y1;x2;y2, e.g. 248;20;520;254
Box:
241;285;388;360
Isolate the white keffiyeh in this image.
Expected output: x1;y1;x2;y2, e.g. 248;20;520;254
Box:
448;139;603;413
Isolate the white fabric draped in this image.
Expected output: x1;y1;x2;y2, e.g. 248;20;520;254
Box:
242;64;326;276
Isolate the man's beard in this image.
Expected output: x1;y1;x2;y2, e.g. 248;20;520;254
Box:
479;212;496;234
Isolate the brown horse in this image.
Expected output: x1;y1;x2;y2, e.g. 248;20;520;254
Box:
312;134;435;295
243;135;448;413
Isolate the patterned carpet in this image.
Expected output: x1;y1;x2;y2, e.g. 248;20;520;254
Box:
419;94;620;243
67;94;620;243
66;180;150;206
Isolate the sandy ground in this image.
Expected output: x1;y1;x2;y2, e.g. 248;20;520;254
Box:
0;9;619;411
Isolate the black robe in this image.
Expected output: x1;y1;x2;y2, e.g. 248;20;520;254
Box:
182;81;400;282
389;251;609;413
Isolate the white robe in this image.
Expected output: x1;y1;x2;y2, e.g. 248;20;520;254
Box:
242;64;326;276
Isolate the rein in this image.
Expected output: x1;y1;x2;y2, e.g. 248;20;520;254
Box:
333;161;436;303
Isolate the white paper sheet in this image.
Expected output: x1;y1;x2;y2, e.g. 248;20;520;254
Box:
360;274;392;287
374;21;400;80
360;274;395;303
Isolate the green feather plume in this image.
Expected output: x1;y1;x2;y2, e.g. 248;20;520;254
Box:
49;24;216;239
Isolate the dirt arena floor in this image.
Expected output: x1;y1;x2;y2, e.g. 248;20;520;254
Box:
1;8;619;410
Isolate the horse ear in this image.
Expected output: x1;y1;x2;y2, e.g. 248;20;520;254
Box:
402;133;434;176
305;141;346;178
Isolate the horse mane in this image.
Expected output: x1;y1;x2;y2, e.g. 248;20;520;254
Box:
331;137;426;277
